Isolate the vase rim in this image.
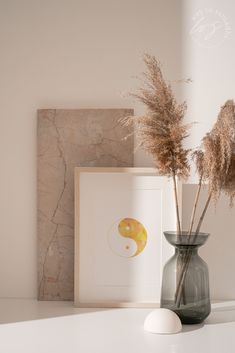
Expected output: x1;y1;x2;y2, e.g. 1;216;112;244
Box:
163;231;210;247
164;231;210;236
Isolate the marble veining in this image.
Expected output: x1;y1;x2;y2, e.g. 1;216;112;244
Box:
37;109;134;300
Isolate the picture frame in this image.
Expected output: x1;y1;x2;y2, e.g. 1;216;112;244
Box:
74;167;181;308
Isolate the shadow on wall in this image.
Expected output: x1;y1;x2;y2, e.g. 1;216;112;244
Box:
182;184;235;301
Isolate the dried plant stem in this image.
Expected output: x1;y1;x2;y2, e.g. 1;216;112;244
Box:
175;178;202;305
175;252;186;304
174;190;212;307
188;177;202;236
195;191;212;234
175;250;191;307
172;171;184;301
173;172;181;235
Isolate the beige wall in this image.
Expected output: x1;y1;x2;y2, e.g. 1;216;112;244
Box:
0;0;234;299
0;0;183;298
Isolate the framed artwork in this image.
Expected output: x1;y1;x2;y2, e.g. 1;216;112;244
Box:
74;167;180;307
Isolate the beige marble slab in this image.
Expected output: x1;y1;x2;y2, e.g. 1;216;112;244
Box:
37;109;134;300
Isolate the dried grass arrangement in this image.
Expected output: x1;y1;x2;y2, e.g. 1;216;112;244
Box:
121;54;235;307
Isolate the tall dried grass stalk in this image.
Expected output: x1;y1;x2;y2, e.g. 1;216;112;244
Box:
122;54;190;234
175;101;235;307
203;100;235;204
187;150;205;235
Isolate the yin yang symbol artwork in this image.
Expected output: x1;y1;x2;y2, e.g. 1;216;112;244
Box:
108;218;148;258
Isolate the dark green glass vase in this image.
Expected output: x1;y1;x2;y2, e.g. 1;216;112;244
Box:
160;231;211;324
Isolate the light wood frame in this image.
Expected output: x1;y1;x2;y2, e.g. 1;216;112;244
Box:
74;167;180;308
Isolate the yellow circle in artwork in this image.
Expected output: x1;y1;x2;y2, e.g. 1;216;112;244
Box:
118;218;148;257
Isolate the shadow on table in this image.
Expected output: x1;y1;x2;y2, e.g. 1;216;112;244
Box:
0;299;110;325
177;302;235;331
181;323;204;332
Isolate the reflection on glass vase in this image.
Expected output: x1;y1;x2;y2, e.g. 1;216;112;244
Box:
160;231;211;324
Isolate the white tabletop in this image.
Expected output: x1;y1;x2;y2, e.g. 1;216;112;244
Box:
0;299;234;353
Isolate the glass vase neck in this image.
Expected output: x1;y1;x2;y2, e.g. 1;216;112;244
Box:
175;247;198;255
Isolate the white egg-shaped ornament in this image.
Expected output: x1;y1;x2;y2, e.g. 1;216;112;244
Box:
144;309;182;334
